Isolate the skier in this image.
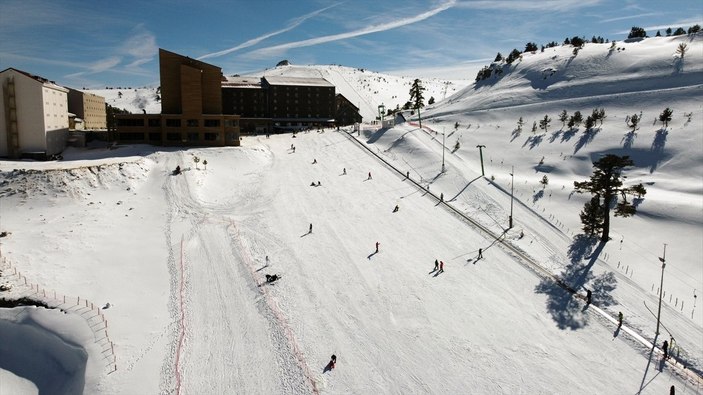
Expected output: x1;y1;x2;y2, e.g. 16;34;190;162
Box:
331;354;337;365
265;255;270;266
174;165;181;175
313;159;317;164
309;223;313;233
317;181;321;186
439;261;444;273
393;205;399;213
368;172;372;180
662;340;669;359
375;241;380;253
343;168;347;175
618;311;623;327
265;274;279;283
406;171;410;179
434;259;439;271
440;193;444;202
478;248;483;259
586;289;592;305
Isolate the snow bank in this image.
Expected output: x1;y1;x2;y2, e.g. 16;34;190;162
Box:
0;307;101;395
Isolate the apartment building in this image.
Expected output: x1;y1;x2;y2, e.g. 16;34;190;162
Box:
1;68;69;158
67;88;107;130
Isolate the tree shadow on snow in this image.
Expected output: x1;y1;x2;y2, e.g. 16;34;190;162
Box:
573;128;600;154
535;235;618;329
650;129;668;173
510;128;522;142
560;127;578;142
621;131;637;149
532;189;544;203
548;130;562;143
522;134;544;150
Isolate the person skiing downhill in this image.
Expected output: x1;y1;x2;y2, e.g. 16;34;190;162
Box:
477;248;483;259
618;311;623;327
586;289;592;305
434;259;439;271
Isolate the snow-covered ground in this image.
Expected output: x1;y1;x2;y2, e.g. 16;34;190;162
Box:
1;34;701;394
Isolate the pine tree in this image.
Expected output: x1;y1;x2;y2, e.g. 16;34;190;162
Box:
574;155;646;242
659;108;673;128
540;175;549;189
626;113;641;131
409;79;425;128
203;159;208;170
531;121;537;133
494;52;503;62
584;115;595;131
193;156;200;170
559;110;568;127
567;111;583;128
666;27;672;36
516;117;524;131
673;27;686;36
525;42;538;52
539;114;551;133
676;43;688;58
579;196;604;236
628;26;647;39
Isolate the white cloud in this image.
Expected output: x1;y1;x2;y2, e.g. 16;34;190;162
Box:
245;0;457;58
197;2;343;60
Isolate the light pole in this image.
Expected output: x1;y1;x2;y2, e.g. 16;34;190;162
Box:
442;128;446;173
509;166;514;229
655;243;667;336
476;145;486;176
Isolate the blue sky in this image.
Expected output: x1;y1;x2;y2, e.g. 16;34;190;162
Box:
1;0;701;88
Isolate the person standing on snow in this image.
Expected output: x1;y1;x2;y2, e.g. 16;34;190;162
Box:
478;248;483;259
368;172;372;180
375;241;380;253
439;261;444;273
309;223;313;233
663;340;669;359
618;311;623;327
586;289;592;305
434;259;439;271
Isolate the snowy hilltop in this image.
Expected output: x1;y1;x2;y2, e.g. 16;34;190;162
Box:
1;33;702;394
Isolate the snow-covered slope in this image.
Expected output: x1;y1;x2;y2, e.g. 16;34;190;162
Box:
1;34;702;394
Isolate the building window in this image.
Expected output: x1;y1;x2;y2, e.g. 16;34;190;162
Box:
204;132;219;141
117;118;145;127
204;119;220;127
187;119;198;127
148;132;161;141
148;118;161;127
166;133;180;141
187;132;199;141
166;119;181;127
